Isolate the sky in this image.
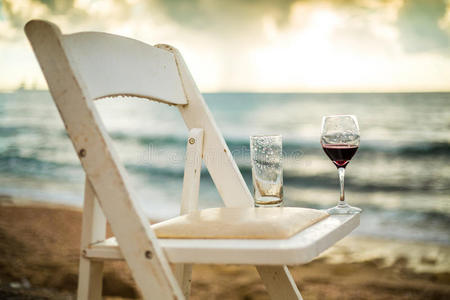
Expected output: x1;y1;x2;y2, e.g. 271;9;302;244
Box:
1;0;450;92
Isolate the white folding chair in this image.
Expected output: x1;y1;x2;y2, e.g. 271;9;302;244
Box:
25;20;359;300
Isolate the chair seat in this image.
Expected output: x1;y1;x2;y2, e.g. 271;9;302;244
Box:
153;207;329;239
85;214;359;265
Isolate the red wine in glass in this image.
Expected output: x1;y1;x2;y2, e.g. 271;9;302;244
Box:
320;115;362;215
322;144;358;168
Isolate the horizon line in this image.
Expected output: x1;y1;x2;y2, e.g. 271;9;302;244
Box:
2;88;450;94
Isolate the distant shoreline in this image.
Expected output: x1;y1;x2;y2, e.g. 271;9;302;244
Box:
1;89;450;95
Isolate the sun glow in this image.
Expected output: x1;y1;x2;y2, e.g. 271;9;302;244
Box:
244;2;450;92
250;6;375;91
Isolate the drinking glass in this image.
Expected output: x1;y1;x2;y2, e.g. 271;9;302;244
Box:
250;135;283;207
321;115;362;214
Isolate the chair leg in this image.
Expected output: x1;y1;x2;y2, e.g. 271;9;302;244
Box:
174;264;193;299
256;265;303;300
77;177;107;300
77;259;104;300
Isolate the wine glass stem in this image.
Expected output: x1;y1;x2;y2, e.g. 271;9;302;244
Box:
338;167;346;206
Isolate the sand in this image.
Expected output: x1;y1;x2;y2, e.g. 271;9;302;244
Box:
0;196;449;299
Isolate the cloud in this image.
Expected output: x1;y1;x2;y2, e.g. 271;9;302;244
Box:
32;0;75;13
2;0;74;28
151;0;296;33
1;0;85;42
2;0;448;52
0;0;135;39
397;0;449;52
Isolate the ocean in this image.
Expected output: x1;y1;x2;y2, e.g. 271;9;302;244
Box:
0;91;449;244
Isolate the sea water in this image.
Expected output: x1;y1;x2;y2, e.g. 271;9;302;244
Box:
0;91;449;244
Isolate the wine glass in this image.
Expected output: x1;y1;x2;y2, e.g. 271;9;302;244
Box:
321;115;362;215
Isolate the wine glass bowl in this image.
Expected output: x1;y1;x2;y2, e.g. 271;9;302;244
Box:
321;115;362;215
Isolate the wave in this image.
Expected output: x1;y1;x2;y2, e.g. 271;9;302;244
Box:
0;126;45;137
110;131;185;146
108;131;450;157
1;147;449;194
231;140;450;157
2;122;448;158
398;142;450;156
239;166;449;193
0;154;82;179
128;162;450;193
352;207;450;244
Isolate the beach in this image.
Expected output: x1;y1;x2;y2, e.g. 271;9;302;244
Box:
1;197;449;299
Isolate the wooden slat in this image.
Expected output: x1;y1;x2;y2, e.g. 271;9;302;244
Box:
180;128;204;214
175;128;204;298
25;20;184;300
63;32;186;105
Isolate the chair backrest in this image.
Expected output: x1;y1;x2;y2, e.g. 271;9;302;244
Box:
63;31;186;104
25;20;253;299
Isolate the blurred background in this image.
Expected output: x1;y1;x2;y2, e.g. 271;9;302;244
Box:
0;0;449;298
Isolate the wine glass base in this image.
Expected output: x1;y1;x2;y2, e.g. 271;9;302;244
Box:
326;204;362;215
